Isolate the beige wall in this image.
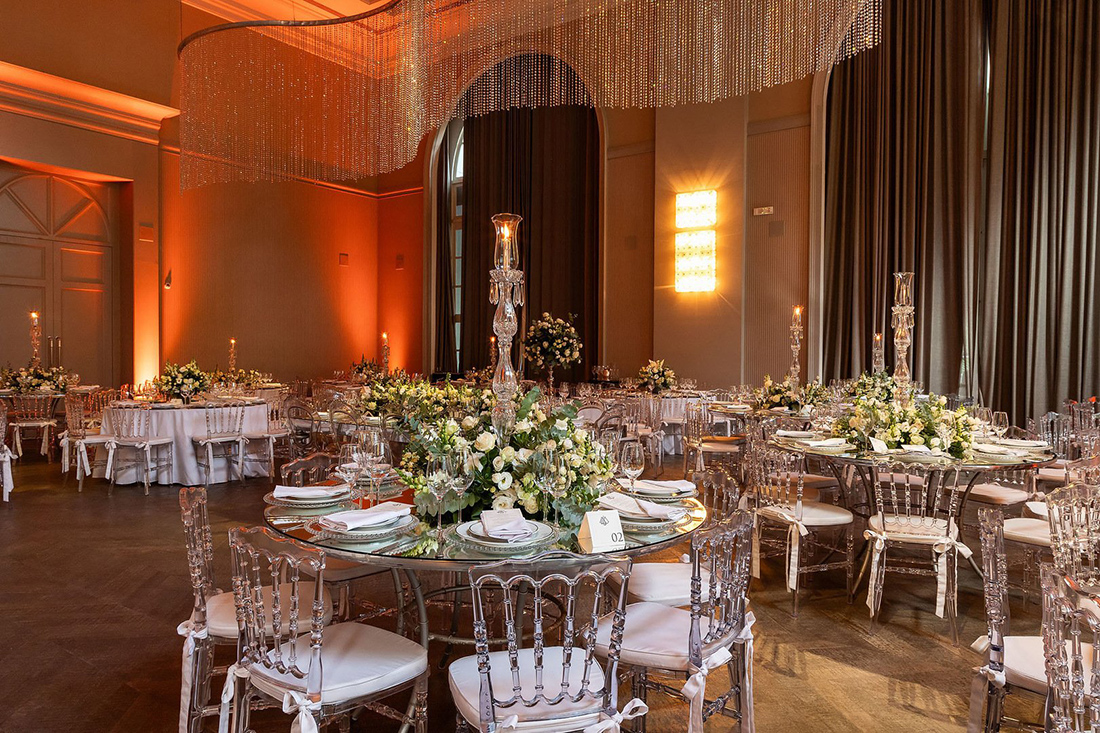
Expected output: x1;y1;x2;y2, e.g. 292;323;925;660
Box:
653;98;747;389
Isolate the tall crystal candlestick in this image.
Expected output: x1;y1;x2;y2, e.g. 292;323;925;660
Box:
489;335;497;372
872;332;885;374
489;213;524;438
788;305;803;388
30;311;41;367
381;332;390;375
228;338;237;372
891;272;915;397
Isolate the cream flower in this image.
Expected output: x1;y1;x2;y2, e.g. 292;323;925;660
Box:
474;432;497;452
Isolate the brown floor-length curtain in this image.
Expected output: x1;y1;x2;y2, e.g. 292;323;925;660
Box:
460;57;600;383
823;0;985;394
978;0;1100;422
433;127;457;375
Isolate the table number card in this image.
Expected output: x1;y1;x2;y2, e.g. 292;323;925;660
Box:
578;509;626;554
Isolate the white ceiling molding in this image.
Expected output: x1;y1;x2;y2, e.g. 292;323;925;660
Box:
0;61;178;145
183;0;380;22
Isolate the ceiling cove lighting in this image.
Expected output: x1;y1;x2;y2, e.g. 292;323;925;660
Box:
675;190;717;293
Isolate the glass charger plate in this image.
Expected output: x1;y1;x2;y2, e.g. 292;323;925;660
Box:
619;514;689;533
452;521;558;554
304;513;418;541
620;488;697;504
804;443;857;455
263;490;353;509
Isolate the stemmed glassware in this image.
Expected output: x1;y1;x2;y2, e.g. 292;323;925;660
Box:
452;448;474;524
360;430;391;504
992;411;1010;439
427;454;454;555
621;442;644;492
597;430;621;494
547;452;569;529
536;449;560;525
335;443;364;495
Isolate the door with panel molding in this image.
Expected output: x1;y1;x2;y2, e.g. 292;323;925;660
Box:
0;162;119;386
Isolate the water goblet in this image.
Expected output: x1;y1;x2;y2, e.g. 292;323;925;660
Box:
992;411;1010;439
548;452;570;528
621;442;644;492
452;450;475;525
427;454;454;554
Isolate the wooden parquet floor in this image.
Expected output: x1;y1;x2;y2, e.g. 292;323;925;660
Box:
0;458;1043;732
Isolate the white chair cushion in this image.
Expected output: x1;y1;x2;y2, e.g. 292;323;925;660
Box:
1003;635;1092;695
245;428;290;440
205;582;333;639
194;433;242;444
1037;467;1067;485
13;418;56;427
968;482;1029;506
594;602;730;672
759;500;853;527
77;434;114;445
448;647;605;731
1003;517;1051;547
251;622;427;705
620;562;710;607
700;441;740;454
868;515;955;544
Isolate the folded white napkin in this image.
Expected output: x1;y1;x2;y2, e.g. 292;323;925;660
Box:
901;444;931;453
598;492;688;521
972;443;1022;456
997;438;1050;449
776;430;816;439
480;509;534;542
319;502;411;531
273;484;349;499
617;478;694;495
807;437;848;448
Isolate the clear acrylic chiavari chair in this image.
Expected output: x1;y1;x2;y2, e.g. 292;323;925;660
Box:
9;392;57;459
683;403;741;482
449;551;643;732
60;391;114;491
749;444;855;616
243;391;292;477
192;402;246;487
860;461;970;643
220;527;426;733
108;403;173;494
1041;564;1100;733
967;507;1048;733
595;513;756;733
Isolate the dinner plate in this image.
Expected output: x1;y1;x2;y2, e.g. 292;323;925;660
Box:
263;489;352;508
804;443;856;455
620;514;687;533
304;513;417;541
456;520;556;549
996;438;1050;449
897;451;951;464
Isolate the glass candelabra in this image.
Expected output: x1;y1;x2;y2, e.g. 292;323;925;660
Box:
30;311;41;367
872;332;885;374
891;272;915;397
788;306;803;388
489;213;524;438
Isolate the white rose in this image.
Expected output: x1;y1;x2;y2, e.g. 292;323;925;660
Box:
514;419;533;433
575;429;588;441
500;446;516;462
562;438;574;450
523;496;539;513
444;419;460;436
492;495;515;511
545;439;557;452
461;416;478;430
516;448;534;463
492;456;506;471
474;432;497;452
554;419;568;432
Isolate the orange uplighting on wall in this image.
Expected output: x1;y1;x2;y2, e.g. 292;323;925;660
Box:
674;190;717;293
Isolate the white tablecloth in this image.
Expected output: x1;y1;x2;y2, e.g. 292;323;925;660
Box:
97;404;270;485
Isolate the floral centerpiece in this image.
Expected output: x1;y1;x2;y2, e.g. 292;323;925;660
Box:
154;361;211;402
350;356;384;382
2;365;70;393
638;359;676;394
755;375;828;412
355;372;494;434
848;370;897;403
831;393;977;458
523;313;582;391
211;368;268;390
396;388;612;530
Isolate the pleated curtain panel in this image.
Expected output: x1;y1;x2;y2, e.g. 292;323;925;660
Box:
824;0;1100;422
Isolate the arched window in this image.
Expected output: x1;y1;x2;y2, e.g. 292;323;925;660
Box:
449;127;464;370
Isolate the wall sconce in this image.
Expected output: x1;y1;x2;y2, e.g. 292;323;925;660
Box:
674;190;717;293
163;270;172;290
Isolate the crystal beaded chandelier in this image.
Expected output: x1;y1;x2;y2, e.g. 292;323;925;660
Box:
178;0;882;188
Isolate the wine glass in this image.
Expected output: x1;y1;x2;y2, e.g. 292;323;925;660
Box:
452;449;475;525
358;428;389;502
620;442;644;492
548;452;570;528
335;444;364;495
992;411;1010;439
427;454;454;554
558;381;570;401
536;450;560;525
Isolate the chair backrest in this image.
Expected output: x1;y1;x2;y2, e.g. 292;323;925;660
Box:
229;527;327;694
467;551;632;729
180;486;216;632
1039;412;1073;458
1046;483;1100;588
204;402;245;438
1041;565;1100;732
88;388;118;425
111;403;152;439
981;466;1036;498
575;403;604;427
977;508;1011;677
684;402;708;446
13;393;53;420
327;399;362;441
594;405;624;434
63;392;90;440
1067;456;1100;485
688;512;754;664
279;452;339;486
699;466;740;522
748;444;806;517
869;461;965;537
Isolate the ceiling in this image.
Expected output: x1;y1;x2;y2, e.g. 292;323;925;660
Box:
183;0;385;23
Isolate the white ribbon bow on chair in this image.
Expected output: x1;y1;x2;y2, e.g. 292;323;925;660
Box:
177;619;209;733
750;515;761;579
777;511;809;592
13;427;22;458
863;528;888;615
734;612;757;733
1;446;13;502
681;646;734;733
932;538;973;618
60;431;70;472
217;662;250;733
282;690;322;733
965;664;1006;733
582;698;649;732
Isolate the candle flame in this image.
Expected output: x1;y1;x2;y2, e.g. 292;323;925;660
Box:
230;338;236;344
30;311;38;319
794;306;802;315
382;332;388;340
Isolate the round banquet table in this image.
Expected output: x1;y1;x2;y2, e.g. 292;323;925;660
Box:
97;401;271;485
